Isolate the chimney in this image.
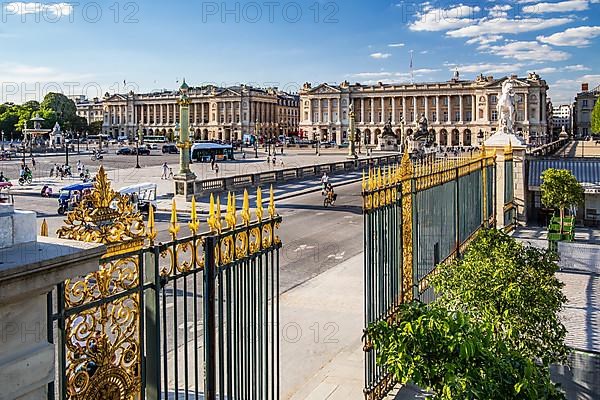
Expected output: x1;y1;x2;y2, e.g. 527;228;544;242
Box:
582;83;589;92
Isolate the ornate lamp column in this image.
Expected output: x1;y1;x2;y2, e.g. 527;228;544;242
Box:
173;79;197;202
347;103;357;159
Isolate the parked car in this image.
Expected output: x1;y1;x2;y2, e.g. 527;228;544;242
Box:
146;143;159;150
134;147;151;156
162;144;179;154
116;147;133;155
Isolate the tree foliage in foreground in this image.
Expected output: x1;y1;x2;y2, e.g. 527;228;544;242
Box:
433;229;568;366
368;303;565;400
367;229;569;399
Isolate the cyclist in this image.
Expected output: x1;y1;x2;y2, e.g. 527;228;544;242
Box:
325;183;337;206
320;172;329;195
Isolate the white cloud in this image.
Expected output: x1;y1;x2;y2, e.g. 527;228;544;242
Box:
483;41;570;61
409;4;481;32
445;62;525;75
370;53;392;59
537;26;600;47
564;64;591;71
388;43;405;47
489;4;512;18
447;17;573;38
3;2;73;16
523;0;589;14
466;34;503;45
533;67;558;74
548;74;600;103
350;68;440;83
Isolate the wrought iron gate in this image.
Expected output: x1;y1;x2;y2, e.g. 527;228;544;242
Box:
47;167;281;400
361;150;496;399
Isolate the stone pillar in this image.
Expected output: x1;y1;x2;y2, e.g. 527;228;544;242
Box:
402;97;407;123
424;96;429;121
361;98;365;123
447;95;452;122
472;95;476;122
436;95;440;123
524;93;529;123
370;98;374;124
413;96;417;122
381;97;385;123
459;95;464;123
328;98;332;123
391;97;396;124
0;204;105;400
174;83;197;202
485;137;528;227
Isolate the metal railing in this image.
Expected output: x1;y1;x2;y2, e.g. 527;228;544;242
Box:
46;166;282;400
193;154;402;196
360;149;496;400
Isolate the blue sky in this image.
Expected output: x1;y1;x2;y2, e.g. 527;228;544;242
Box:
1;0;599;104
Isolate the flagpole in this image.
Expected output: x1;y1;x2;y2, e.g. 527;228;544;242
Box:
410;50;414;84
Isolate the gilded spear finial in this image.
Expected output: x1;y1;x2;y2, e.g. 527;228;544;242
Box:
208;193;218;232
268;185;276;218
362;170;366;192
168;199;180;238
147;204;157;242
256;187;264;221
40;219;48;237
188;196;200;234
241;189;251;225
216;196;222;232
225;191;237;229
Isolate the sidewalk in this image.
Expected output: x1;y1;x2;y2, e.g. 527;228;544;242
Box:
280;252;425;400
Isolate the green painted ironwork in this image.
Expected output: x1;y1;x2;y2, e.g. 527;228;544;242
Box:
48;188;282;400
361;149;496;400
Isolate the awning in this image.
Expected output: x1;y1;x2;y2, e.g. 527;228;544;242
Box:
528;158;600;193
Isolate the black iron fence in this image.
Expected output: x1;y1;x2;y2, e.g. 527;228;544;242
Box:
46;166;282;400
361;149;496;400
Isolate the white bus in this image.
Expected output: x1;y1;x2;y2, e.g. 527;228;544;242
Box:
145;136;167;144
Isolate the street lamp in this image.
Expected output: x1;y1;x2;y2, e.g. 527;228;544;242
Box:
135;125;142;169
85;132;89;151
477;129;484;147
1;131;4;152
64;132;69;167
254;119;259;158
77;133;80;154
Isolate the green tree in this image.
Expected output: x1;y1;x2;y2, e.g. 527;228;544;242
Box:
592;98;600;136
432;229;568;366
40;92;77;127
541;168;584;232
368;302;565;400
88;120;103;135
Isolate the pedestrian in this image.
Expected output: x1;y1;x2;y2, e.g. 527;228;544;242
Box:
281;147;283;155
266;156;270;164
215;164;219;175
161;162;169;179
31;156;36;169
242;152;246;159
272;156;276;166
210;157;215;170
168;168;174;179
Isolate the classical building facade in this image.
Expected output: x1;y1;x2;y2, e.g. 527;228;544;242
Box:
551;104;572;135
299;72;551;147
101;84;299;141
75;97;104;124
573;83;599;137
